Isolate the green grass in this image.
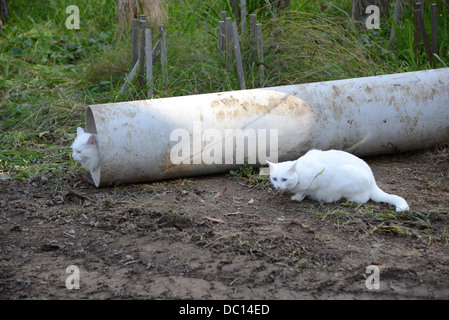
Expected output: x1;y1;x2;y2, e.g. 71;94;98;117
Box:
309;199;449;244
0;0;448;180
229;161;269;185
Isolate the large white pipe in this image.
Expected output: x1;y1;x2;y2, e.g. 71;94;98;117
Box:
86;68;449;187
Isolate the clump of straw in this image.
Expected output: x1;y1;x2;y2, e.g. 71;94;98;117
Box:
116;0;167;38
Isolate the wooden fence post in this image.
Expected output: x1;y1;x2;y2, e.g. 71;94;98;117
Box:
145;28;153;97
414;1;435;67
218;9;263;89
221;10;227;22
232;21;245;90
389;0;401;46
159;24;168;88
250;14;256;41
219;11;227;56
256;23;264;87
218;20;225;55
116;18;170;100
138;18;146;87
233;0;239;24
132;19;139;65
413;2;421;67
431;3;437;68
225;17;233;65
240;0;246;34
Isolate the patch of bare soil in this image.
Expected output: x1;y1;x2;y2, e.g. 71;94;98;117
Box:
1;148;449;300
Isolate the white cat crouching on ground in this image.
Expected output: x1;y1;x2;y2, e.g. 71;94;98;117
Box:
71;127;100;174
267;149;410;212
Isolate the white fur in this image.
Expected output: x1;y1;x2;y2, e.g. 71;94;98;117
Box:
267;149;409;212
71;127;100;173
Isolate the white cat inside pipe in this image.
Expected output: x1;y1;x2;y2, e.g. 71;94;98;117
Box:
73;68;448;193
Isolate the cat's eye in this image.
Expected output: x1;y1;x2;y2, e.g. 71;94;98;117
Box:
272;178;277;181
281;178;287;182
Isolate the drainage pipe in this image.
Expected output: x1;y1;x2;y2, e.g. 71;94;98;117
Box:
86;68;449;187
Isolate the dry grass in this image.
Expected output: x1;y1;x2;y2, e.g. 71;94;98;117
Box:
116;0;167;39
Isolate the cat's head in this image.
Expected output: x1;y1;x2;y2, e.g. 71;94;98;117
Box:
266;160;299;191
71;127;100;172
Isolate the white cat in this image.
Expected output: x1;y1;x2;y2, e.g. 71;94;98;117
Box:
267;149;409;212
71;127;100;173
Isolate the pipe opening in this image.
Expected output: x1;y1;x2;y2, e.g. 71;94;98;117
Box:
85;106;101;187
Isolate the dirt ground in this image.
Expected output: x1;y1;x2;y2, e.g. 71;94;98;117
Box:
1;147;449;300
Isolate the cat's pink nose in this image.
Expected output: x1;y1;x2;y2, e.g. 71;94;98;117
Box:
276;186;281;189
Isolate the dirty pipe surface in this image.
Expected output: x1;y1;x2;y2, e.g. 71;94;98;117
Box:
86;68;449;187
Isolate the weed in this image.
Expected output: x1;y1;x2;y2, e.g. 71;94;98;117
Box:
229;162;269;185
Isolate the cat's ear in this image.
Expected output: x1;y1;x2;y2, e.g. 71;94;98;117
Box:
87;134;97;145
76;127;85;136
288;161;297;173
266;160;276;171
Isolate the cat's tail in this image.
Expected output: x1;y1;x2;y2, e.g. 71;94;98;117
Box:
370;184;410;212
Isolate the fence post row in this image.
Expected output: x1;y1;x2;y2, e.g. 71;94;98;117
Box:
116;16;167;101
413;1;438;68
218;5;265;89
119;2;272;100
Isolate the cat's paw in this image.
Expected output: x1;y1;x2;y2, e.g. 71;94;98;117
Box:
396;204;410;212
291;194;305;202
